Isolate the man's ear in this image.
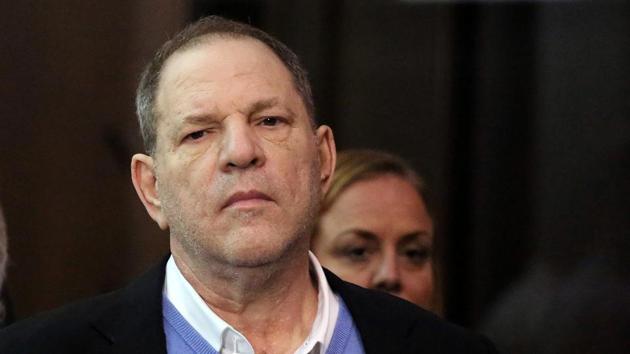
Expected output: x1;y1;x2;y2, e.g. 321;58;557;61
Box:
315;125;336;194
131;154;169;230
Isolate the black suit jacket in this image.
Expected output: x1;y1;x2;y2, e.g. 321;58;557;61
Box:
0;257;497;353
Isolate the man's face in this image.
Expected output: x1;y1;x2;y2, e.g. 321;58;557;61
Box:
146;37;334;268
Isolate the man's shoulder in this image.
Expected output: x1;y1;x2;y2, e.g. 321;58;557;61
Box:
0;257;168;354
326;270;498;353
0;289;124;352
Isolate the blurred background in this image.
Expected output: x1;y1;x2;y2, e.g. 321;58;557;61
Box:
1;0;628;352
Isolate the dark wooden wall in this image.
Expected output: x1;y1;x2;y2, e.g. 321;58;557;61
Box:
0;0;189;318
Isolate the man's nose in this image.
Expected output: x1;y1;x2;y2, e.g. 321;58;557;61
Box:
219;117;265;171
372;252;402;294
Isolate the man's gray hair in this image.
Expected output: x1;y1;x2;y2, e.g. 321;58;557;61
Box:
136;16;315;155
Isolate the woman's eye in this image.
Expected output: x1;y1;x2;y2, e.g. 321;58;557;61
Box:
342;247;370;262
404;248;431;265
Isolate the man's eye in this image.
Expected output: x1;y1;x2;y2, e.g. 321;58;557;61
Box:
260;117;282;126
187;130;206;140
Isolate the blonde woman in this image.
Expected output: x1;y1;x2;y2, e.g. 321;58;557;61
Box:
312;149;441;313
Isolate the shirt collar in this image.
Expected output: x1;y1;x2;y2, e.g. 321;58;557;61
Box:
163;252;339;354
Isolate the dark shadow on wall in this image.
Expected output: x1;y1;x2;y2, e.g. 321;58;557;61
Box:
479;2;630;352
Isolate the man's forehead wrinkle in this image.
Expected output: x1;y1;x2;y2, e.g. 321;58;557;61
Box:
165;74;219;125
172;69;203;92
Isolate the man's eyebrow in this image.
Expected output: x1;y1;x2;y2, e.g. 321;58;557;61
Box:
248;97;297;118
249;97;279;114
181;113;215;125
179;97;292;126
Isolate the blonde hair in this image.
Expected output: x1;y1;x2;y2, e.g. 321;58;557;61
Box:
321;149;426;214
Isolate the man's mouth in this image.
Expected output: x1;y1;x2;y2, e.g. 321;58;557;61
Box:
222;190;273;209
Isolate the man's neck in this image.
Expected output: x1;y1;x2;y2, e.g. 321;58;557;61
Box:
171;247;319;353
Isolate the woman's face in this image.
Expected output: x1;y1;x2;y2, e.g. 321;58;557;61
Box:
313;174;435;310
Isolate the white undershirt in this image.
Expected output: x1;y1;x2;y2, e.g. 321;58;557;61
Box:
163;252;340;354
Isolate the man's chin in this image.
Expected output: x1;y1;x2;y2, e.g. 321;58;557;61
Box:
219;244;295;269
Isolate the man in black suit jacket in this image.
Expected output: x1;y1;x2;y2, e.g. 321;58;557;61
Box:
0;16;496;353
0;257;495;353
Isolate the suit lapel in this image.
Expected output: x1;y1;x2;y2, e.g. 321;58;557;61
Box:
325;269;421;353
89;257;169;354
